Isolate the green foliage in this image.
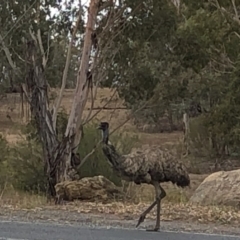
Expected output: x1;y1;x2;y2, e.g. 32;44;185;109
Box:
100;0;240;159
188;116;213;157
7;108;69;193
0;0;85;92
56;108;69;141
78;122;140;186
0;134;10;187
0;134;45;193
0;125;46;193
23;108;68;142
0;108;70;193
0;134;9;163
0;109;139;192
7;139;46;193
22;119;40;143
101;0;178;106
50;111;140;186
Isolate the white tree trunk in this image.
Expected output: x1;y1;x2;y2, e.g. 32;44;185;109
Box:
61;0;101;181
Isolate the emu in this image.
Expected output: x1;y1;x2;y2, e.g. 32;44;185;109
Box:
97;121;190;231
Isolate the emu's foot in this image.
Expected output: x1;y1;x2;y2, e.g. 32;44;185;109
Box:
136;214;146;228
146;227;160;232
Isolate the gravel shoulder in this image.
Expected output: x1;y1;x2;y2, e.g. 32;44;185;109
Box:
0;207;240;237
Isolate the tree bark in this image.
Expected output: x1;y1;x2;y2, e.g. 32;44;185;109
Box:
25;40;59;197
183;112;190;156
167;107;174;132
62;0;101;182
24;0;101;199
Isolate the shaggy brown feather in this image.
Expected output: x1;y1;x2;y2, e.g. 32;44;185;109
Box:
113;146;190;187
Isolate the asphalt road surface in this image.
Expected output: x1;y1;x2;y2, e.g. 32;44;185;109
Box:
0;220;239;240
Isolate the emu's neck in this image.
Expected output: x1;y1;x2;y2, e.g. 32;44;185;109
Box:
102;129;109;144
101;129;122;168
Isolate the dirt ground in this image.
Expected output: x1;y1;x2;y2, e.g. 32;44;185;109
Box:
1;196;240;235
1;207;240;236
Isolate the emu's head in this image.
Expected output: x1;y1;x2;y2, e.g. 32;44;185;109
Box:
97;122;109;144
97;122;109;131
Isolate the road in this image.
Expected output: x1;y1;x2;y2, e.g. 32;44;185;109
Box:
0;220;239;240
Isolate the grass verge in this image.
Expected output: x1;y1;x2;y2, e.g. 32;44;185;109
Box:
1;184;240;226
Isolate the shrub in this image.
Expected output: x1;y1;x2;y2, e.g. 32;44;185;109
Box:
78;122;140;186
188;115;212;157
53;109;140;186
6;139;46;193
0;134;10;188
1;108;140;192
185;114;240;173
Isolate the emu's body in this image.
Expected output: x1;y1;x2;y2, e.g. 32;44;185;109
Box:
97;122;190;231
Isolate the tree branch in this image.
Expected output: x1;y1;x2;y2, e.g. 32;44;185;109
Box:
52;9;83;130
1;0;37;41
83;88;118;125
35;1;48;68
213;0;240;26
77;1;146;167
233;31;240;40
169;0;181;14
37;29;47;68
231;0;240;25
0;34;19;74
98;0;114;12
78;101;148;168
82;1;143;125
21;83;31;104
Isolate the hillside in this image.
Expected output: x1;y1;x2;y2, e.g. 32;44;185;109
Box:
0;88;183;145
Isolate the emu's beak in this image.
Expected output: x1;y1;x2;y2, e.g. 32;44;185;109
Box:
96;125;101;130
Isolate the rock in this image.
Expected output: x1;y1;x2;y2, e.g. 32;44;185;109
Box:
55;175;123;203
190;170;240;207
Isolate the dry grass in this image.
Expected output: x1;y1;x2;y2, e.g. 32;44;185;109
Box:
1;173;240;225
1;192;240;225
61;201;240;225
0;189;47;209
0;174;205;210
0;88;133;134
0;88;183;145
120;174;207;204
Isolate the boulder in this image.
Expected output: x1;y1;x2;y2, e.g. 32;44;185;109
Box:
55;175;123;203
190;170;240;207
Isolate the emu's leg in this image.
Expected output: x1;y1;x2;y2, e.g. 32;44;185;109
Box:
136;182;166;230
146;184;166;232
136;200;157;228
